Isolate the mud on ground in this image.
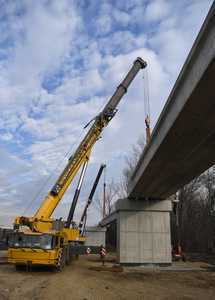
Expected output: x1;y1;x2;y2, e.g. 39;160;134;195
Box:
0;254;215;300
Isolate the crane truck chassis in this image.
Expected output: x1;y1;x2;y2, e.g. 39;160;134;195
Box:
7;57;147;270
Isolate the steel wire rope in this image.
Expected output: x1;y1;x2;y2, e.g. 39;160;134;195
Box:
143;67;150;120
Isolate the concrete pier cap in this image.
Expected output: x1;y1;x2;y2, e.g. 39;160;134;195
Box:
114;198;172;212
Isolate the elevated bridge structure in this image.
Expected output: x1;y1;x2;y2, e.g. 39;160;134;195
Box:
101;3;215;265
129;2;215;200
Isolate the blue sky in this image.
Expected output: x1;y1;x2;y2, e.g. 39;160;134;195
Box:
0;0;213;226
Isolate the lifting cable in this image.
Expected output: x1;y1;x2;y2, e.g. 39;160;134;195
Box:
143;67;151;144
143;67;150;119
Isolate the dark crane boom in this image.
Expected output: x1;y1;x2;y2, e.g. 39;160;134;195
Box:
79;164;106;235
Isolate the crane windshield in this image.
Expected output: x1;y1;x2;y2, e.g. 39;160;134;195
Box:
8;233;53;250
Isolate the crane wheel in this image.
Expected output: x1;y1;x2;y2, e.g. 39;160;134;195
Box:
56;248;65;271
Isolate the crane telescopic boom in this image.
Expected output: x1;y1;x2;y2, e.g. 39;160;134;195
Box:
79;164;106;235
32;57;147;222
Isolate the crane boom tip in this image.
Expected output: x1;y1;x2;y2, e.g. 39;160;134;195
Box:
135;57;147;69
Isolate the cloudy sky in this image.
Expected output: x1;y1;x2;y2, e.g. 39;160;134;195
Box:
0;0;213;227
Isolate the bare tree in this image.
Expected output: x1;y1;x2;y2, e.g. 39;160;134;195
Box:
93;180;120;218
171;166;215;254
94;134;146;217
122;134;145;195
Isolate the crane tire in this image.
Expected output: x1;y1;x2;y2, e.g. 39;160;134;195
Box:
56;248;65;271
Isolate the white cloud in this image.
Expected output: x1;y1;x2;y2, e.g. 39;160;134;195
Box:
8;1;80;85
80;42;102;69
0;132;13;141
95;15;112;35
98;31;146;55
21;117;58;140
0;0;81;118
145;0;170;22
0;0;213;227
148;0;213;78
113;9;130;27
55;68;104;102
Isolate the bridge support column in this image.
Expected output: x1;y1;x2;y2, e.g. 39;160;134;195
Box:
115;199;172;265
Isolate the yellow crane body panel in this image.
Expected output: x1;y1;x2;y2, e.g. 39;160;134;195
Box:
8;248;60;266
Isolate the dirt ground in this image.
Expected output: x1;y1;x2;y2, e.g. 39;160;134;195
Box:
0;254;215;300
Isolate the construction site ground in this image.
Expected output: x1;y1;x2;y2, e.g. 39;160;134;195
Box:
0;252;215;300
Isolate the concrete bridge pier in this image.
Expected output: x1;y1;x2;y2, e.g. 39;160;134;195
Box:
102;199;172;265
117;199;172;265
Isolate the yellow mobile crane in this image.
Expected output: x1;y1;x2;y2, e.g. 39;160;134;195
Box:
8;57;147;270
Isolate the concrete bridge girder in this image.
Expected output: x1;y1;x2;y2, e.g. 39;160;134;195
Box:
129;3;215;199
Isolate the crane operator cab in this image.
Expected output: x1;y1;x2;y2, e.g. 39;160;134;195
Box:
8;230;70;271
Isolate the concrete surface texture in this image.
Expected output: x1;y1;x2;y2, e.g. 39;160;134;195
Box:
129;3;215;200
85;226;106;247
115;199;172;265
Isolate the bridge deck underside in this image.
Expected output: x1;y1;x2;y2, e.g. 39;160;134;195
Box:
129;58;215;199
